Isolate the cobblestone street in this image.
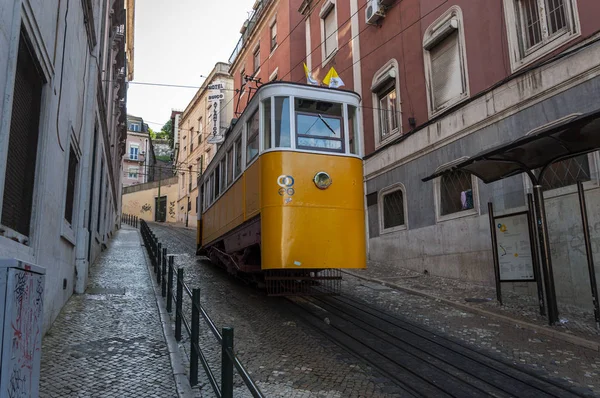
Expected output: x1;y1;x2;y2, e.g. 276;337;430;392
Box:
149;222;599;397
39;226;180;398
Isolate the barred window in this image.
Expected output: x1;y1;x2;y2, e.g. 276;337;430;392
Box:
1;29;45;237
379;185;407;232
540;154;590;191
440;169;474;216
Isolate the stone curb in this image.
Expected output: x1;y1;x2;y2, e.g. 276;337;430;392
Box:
341;270;600;352
135;227;196;398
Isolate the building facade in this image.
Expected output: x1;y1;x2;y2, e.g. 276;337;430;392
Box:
0;0;133;333
228;0;306;115
219;0;600;310
123;114;153;186
175;63;234;225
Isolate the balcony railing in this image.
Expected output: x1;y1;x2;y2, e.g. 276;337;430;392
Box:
227;0;271;65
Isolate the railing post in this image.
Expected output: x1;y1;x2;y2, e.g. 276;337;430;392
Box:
167;256;174;313
162;248;167;297
175;268;183;341
156;242;162;276
190;288;200;386
221;327;234;398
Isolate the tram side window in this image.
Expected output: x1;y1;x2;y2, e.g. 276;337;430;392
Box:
210;173;216;203
226;147;234;185
275;96;291;147
234;138;242;177
263;98;271;149
348;105;359;155
219;159;226;193
247;109;259;163
295;98;344;152
214;163;221;197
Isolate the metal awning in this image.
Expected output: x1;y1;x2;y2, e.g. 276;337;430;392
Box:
422;109;600;183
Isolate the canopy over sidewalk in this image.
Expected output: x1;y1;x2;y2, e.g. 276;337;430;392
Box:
421;108;600;326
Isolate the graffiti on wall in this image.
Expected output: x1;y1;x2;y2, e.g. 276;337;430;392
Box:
141;203;152;213
567;221;600;256
169;201;175;217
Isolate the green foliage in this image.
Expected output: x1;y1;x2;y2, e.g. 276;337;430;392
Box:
148;127;157;140
155;155;171;162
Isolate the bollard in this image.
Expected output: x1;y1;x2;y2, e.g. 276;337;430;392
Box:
221;327;234;398
175;268;183;341
162;248;167;297
156;242;162;276
167;256;174;313
190;288;200;386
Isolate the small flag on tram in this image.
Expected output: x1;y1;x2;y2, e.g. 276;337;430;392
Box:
323;67;344;88
303;63;319;85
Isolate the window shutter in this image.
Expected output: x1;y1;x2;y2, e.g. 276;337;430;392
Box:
324;11;337;57
1;31;44;237
430;31;463;110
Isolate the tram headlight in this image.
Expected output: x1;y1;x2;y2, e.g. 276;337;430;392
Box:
313;171;332;190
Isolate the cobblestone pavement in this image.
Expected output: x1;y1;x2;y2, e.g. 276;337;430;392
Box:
39;226;179;398
342;265;600;396
149;222;405;398
149;222;600;397
349;261;600;341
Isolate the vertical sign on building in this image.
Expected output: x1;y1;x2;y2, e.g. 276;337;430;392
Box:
207;81;225;144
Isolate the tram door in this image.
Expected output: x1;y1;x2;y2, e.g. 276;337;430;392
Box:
155;196;167;222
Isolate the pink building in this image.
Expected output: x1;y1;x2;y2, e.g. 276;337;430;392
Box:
122;115;153;187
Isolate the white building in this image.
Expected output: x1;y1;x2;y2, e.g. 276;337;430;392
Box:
0;0;134;333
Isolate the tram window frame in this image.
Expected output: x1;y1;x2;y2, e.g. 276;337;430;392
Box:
234;137;242;178
246;109;259;164
295;111;344;153
274;96;291;148
219;158;226;194
262;98;272;150
214;163;221;197
226;147;234;185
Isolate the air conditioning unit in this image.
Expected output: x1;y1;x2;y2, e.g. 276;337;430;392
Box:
365;0;385;25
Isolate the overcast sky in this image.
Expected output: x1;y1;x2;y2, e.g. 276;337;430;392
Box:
126;0;254;130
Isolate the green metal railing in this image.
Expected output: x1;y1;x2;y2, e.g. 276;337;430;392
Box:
139;220;264;398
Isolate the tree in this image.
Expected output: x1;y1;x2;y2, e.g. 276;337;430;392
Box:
148;127;157;140
161;119;173;136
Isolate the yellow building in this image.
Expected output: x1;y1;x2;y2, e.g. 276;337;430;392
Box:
175;62;234;225
122;177;179;222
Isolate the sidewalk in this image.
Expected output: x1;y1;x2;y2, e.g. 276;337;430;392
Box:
39;226;184;398
345;261;600;349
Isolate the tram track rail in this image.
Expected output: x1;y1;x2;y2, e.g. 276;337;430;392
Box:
286;294;592;398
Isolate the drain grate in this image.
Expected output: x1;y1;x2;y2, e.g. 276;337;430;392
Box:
86;287;126;295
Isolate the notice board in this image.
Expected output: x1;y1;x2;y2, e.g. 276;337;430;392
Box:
494;212;535;281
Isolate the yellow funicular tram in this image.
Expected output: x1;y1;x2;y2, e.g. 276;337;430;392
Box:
197;81;366;295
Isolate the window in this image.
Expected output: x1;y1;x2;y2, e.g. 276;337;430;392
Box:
219;159;226;193
226;148;234;185
234;138;242;177
129;144;139;160
423;7;469;116
270;21;277;51
246;110;259;163
190;127;194;152
379;184;407;233
348;105;359;155
64;147;79;225
198;117;203;144
1;29;45;237
214;164;220;197
188;167;192;193
97;159;104;233
295;98;344;152
210;173;216;202
378;83;398;140
253;47;260;73
274;97;291;147
435;168;478;221
263;98;272;149
540;154;591;191
128;167;138;179
504;0;579;70
198;155;204;176
129;123;140;132
320;0;337;61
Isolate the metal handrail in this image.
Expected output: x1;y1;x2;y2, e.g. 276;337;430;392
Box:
138;220;265;398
